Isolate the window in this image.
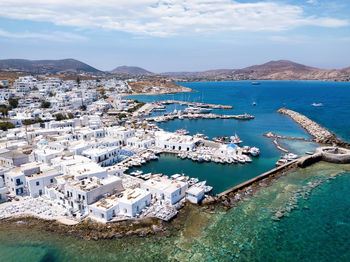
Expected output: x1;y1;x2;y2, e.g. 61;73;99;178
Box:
82;196;85;200
50;179;54;183
101;214;105;218
36;181;40;186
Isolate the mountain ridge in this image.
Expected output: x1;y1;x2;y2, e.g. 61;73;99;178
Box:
0;58;101;74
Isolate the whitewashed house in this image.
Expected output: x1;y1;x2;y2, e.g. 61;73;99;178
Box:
154;131;199;152
141;177;188;205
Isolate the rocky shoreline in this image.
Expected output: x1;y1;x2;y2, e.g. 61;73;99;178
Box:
0;203;203;241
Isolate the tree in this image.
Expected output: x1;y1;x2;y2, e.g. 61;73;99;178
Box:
0;104;9;117
22;117;43;125
8;98;19;108
118;113;127;119
0;121;15;131
80;104;87;111
67;112;74;119
76;76;81;86
41;101;51;108
49;92;55;97
55;113;67;121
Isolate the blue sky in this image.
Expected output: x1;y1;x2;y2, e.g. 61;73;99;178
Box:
0;0;349;72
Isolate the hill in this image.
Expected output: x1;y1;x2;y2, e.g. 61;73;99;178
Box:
0;59;101;74
111;66;153;75
165;60;350;81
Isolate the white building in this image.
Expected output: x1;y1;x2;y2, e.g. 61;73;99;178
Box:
88;195;119;222
88;188;151;222
141;177;188;205
126;136;154;149
25;167;62;197
155;131;199;152
0;176;8;203
4;168;26;196
82;146;120;167
46;175;124;213
185;186;205;204
118;188;151;217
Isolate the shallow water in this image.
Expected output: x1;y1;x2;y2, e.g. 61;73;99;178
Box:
1;162;350;261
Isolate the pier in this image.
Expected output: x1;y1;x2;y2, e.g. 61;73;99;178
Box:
217;159;298;198
146;113;254;122
162;100;233;109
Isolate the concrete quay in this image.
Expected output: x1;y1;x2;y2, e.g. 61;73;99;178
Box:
161;100;233;109
146;113;254;122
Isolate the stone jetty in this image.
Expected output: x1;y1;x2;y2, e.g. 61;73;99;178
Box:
263;132;314;142
277;107;350;148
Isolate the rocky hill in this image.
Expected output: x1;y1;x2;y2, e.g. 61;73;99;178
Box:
165;60;350;81
0;59;101;74
111;66;152;75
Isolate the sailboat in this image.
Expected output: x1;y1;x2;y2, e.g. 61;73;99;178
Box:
231;133;243;144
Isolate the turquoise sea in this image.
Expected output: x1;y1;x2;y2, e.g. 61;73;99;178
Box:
1;81;350;261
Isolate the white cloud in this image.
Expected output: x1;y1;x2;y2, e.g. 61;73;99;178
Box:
0;28;87;41
0;0;347;37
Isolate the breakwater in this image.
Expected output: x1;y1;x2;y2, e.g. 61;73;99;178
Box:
277;107;350;148
273;138;289;153
263;132;314;142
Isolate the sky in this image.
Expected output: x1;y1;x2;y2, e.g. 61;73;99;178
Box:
0;0;349;72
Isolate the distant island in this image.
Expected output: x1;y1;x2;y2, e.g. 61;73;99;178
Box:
0;58;349;81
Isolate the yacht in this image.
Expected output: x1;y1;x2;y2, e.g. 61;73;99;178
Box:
184;106;212;114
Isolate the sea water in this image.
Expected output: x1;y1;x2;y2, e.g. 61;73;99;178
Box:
1;81;350;261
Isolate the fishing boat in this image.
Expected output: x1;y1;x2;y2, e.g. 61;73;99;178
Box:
175;129;190;135
231;133;243;144
249;147;260;157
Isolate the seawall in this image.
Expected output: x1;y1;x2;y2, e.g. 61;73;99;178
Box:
277;107;350;148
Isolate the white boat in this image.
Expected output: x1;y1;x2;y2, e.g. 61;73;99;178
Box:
312;103;323;107
204;186;213;193
275;159;288;167
250;147;260;157
282;153;298;160
231;133;243;144
237;156;245;164
195;181;206;187
244;155;252;163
